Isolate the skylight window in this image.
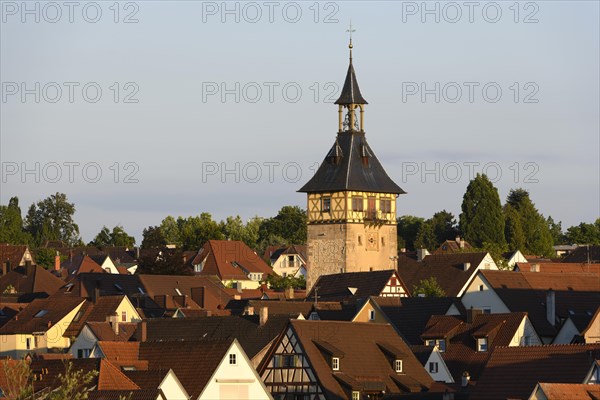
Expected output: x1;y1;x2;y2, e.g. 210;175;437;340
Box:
175;288;182;296
137;287;145;294
114;283;124;293
34;310;48;318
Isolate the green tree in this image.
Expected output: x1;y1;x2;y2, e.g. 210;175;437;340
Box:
504;205;526;252
45;361;98;400
24;193;80;246
506;189;554;256
430;210;459;246
258;206;307;252
160;216;181;246
137;248;192;275
265;274;306;290
90;226;111;247
546;216;566;245
0;197;33;245
177;213;224;250
397;215;426;251
414;221;437;250
34;248;65;270
109;225;135;247
565;219;600;245
141;226;167;249
220;215;262;249
459;174;506;248
412;277;446;297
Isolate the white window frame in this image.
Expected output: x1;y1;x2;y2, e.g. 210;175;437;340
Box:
352;391;360;400
395;359;403;373
332;357;339;371
477;337;488;352
429;362;438;373
368;309;375;321
229;353;237;365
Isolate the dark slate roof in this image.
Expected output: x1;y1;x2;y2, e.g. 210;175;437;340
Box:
373;296;466;345
298;132;405;194
306;270;399;302
471;344;600;400
562;245;600;263
143;314;290;359
397;252;490;297
88;390;165;400
335;58;368;105
480;270;600;338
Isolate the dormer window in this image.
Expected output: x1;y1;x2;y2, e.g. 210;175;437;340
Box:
34;310;48;318
477;338;488;352
425;339;446;352
395;359;403;373
332;357;339;371
352;391;360;400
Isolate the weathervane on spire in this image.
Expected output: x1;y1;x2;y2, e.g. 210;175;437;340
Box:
347;20;355;62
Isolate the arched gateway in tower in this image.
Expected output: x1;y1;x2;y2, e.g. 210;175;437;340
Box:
298;39;406;291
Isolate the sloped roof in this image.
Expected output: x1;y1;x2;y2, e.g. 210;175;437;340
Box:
298;131;405;194
421;312;528;382
263;245;307;263
335;56;368;105
0;265;64;301
281;321;433;398
29;358;139;393
471;344;600;400
480;270;600;337
516;262;600;275
433;240;473;255
196;240;274;281
96;341;142;365
397;252;491;297
562;245;600;263
137;339;234;398
0;244;30;267
88;389;164;400
87;322;137;341
143;314;289;359
306;270;400;302
372;296;466;345
234;299;314;318
534;383;600;399
0;295;85;334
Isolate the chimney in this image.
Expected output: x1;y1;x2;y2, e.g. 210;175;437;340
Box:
110;313;119;335
417;249;430;262
191;287;205;308
467;307;483;323
285;286;294;300
54;252;61;272
462;262;471;271
546;289;556;326
135;321;147;342
259;306;268;326
93;280;101;304
136;247;140;260
461;372;470;387
25;261;34;277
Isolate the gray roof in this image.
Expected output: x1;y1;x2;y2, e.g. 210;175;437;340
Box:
298;131;405;194
335;59;368;105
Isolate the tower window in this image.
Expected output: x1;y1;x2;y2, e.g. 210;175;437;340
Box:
380;199;391;214
358;236;362;246
322;197;331;213
352;197;364;212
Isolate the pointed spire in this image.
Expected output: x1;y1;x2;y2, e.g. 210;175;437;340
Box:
335;22;368;106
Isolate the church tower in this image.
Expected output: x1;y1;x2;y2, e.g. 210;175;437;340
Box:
298;36;406;291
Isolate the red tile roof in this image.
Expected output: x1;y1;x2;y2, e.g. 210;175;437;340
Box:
0;295;85;334
0;244;31;267
421;312;528;381
471;344;600;400
534;383;600;399
516;262;600;275
196;240;274;281
0;265;64;301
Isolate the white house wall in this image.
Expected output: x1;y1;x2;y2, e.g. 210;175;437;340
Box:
461;272;510;313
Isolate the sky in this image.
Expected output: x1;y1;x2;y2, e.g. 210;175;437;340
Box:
1;1;599;243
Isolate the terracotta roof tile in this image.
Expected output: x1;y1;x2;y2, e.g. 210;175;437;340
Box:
471;344;600;400
534;383;600;399
0;295;85;334
88;389;164;400
0;265;64;302
196;240;274;281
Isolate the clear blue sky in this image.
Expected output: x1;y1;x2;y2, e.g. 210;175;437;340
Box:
1;1;599;243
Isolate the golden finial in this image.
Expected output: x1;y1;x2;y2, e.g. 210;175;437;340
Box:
347;20;355;61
